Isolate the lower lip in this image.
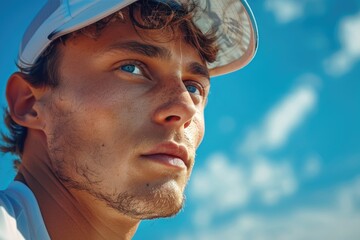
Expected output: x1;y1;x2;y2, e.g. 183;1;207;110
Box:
141;154;186;169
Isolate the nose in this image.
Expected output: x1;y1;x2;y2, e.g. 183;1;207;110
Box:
152;86;197;129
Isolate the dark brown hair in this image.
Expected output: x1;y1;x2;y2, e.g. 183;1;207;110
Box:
1;0;218;165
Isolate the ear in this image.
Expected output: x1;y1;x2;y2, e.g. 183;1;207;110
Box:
6;72;45;130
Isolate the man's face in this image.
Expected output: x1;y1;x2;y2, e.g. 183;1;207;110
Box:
39;17;209;219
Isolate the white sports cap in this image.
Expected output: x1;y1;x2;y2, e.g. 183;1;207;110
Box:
19;0;258;76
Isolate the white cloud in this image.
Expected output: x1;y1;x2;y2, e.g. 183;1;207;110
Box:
262;86;315;148
265;0;326;24
302;154;322;178
184;209;360;240
240;82;317;154
191;154;250;210
250;157;297;205
190;78;320;226
337;176;360;213
324;11;360;76
186;75;326;235
179;176;360;240
265;0;304;23
190;154;297;226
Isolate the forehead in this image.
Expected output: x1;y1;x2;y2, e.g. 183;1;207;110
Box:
64;6;206;57
62;16;207;68
54;17;210;82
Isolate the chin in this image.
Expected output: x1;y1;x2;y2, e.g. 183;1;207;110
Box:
95;180;187;220
140;199;184;220
129;185;186;220
110;191;185;220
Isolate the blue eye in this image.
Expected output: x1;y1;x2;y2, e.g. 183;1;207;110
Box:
186;85;199;94
186;83;204;96
120;64;141;75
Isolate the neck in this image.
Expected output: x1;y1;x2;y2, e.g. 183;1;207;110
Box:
16;130;140;240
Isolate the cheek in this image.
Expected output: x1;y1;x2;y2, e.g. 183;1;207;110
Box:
187;111;205;148
42;89;134;164
42;96;136;188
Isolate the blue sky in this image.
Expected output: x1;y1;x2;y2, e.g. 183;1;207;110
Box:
1;0;360;239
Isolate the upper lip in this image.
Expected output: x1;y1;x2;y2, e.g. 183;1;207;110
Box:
142;142;190;167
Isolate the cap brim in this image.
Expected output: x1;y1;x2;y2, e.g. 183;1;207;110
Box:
20;0;258;77
194;0;258;76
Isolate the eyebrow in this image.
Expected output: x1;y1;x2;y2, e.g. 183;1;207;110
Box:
102;41;210;80
103;41;172;60
187;62;210;80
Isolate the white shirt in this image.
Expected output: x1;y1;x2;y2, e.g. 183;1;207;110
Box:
0;181;50;240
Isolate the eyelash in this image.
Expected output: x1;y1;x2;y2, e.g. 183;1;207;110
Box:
118;60;148;76
184;80;205;96
116;61;207;100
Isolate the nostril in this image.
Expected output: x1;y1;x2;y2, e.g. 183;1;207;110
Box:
184;121;191;128
165;115;181;122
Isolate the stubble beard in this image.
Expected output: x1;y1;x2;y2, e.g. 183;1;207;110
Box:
93;183;186;220
46;110;186;220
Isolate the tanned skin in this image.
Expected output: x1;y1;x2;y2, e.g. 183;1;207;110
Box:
6;14;210;240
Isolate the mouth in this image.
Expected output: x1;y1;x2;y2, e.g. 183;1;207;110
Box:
141;142;190;170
